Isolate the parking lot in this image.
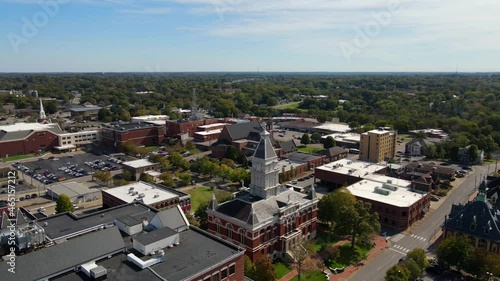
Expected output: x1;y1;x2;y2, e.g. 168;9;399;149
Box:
13;153;123;184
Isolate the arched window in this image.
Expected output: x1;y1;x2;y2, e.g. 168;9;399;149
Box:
239;229;246;245
214;219;221;234
227;224;234;240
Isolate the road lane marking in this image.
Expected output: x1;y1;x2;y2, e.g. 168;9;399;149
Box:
390;248;407;255
377;266;382;271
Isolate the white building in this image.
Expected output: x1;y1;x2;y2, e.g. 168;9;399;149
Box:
56;130;99;151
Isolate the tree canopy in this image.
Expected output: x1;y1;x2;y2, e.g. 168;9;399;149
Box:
56;194;74;214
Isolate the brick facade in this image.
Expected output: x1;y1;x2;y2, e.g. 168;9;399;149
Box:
357;193;431;229
101;125;165;152
0;130;59;158
208;205;318;262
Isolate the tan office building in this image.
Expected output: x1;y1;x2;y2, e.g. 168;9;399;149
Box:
360;128;397;163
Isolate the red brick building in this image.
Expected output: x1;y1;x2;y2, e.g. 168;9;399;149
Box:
207;126;318;262
166;119;220;138
0;123;63;157
193;122;228;142
346;177;430;229
101;122;165;152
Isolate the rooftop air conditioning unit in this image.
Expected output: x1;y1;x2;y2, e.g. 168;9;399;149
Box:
138;193;145;198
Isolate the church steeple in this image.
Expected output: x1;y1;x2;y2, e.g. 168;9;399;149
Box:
38;98;46;122
249;122;280;199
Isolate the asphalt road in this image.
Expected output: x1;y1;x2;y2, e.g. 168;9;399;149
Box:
350;163;495;281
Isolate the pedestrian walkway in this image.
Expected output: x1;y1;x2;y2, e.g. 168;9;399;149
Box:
409;234;427;241
329;236;388;281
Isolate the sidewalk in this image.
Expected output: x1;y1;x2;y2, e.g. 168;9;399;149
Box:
279;268;298;281
329;236;388;281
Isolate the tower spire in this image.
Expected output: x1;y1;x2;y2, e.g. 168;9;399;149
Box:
38;98;46;122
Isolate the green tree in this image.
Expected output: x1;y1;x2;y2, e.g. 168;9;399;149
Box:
159;172;176;187
311;133;322;144
169;152;190;170
251;255;276;281
56;194;74;214
123;170;133;181
194;201;209;230
468;144;479;163
244;255;254;277
385;265;410;281
178;172;192;186
436;236;475;271
122;141;138;155
301;134;311;145
139;173;154;183
399;259;420;280
45;101;58;114
324;136;336;149
185;140;195;150
466;249;500;278
318;188;356;228
225;145;240;162
406;248;429;271
230;167;251;185
335;200;380;249
94;170;112;185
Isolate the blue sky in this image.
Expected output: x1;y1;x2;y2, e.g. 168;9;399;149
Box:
1;0;499;72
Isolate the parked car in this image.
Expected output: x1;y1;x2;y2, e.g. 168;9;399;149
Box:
290;180;298;184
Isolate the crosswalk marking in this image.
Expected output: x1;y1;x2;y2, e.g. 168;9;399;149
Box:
392;244;411;254
410;234;427;241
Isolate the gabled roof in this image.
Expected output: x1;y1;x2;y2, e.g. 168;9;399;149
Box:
151;205;188;231
444;195;500;243
279;140;297;154
327;146;348;156
406;138;432;147
225;121;262;141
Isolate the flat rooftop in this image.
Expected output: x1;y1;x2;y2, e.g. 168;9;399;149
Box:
322;132;361;143
0;122;61;132
195;129;222;135
39;203;155;239
52;228;243;281
363;128;395;135
122;159;157;169
314;123;350;133
47;181;99;197
276;159;306;171
198;122;227;129
348;179;427;207
103;181;178;205
316;159;387;177
363;174;411;187
104;122;160;131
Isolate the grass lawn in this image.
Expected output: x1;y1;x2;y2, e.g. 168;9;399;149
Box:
187;148;201;155
312;230;339;252
187;187;232;211
328;243;372;268
274;262;292;279
3;153;48;162
145;146;159;152
298;145;324;154
290;271;326;281
273;102;301;109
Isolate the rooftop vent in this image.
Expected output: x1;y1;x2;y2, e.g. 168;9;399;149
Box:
138;193;145;198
